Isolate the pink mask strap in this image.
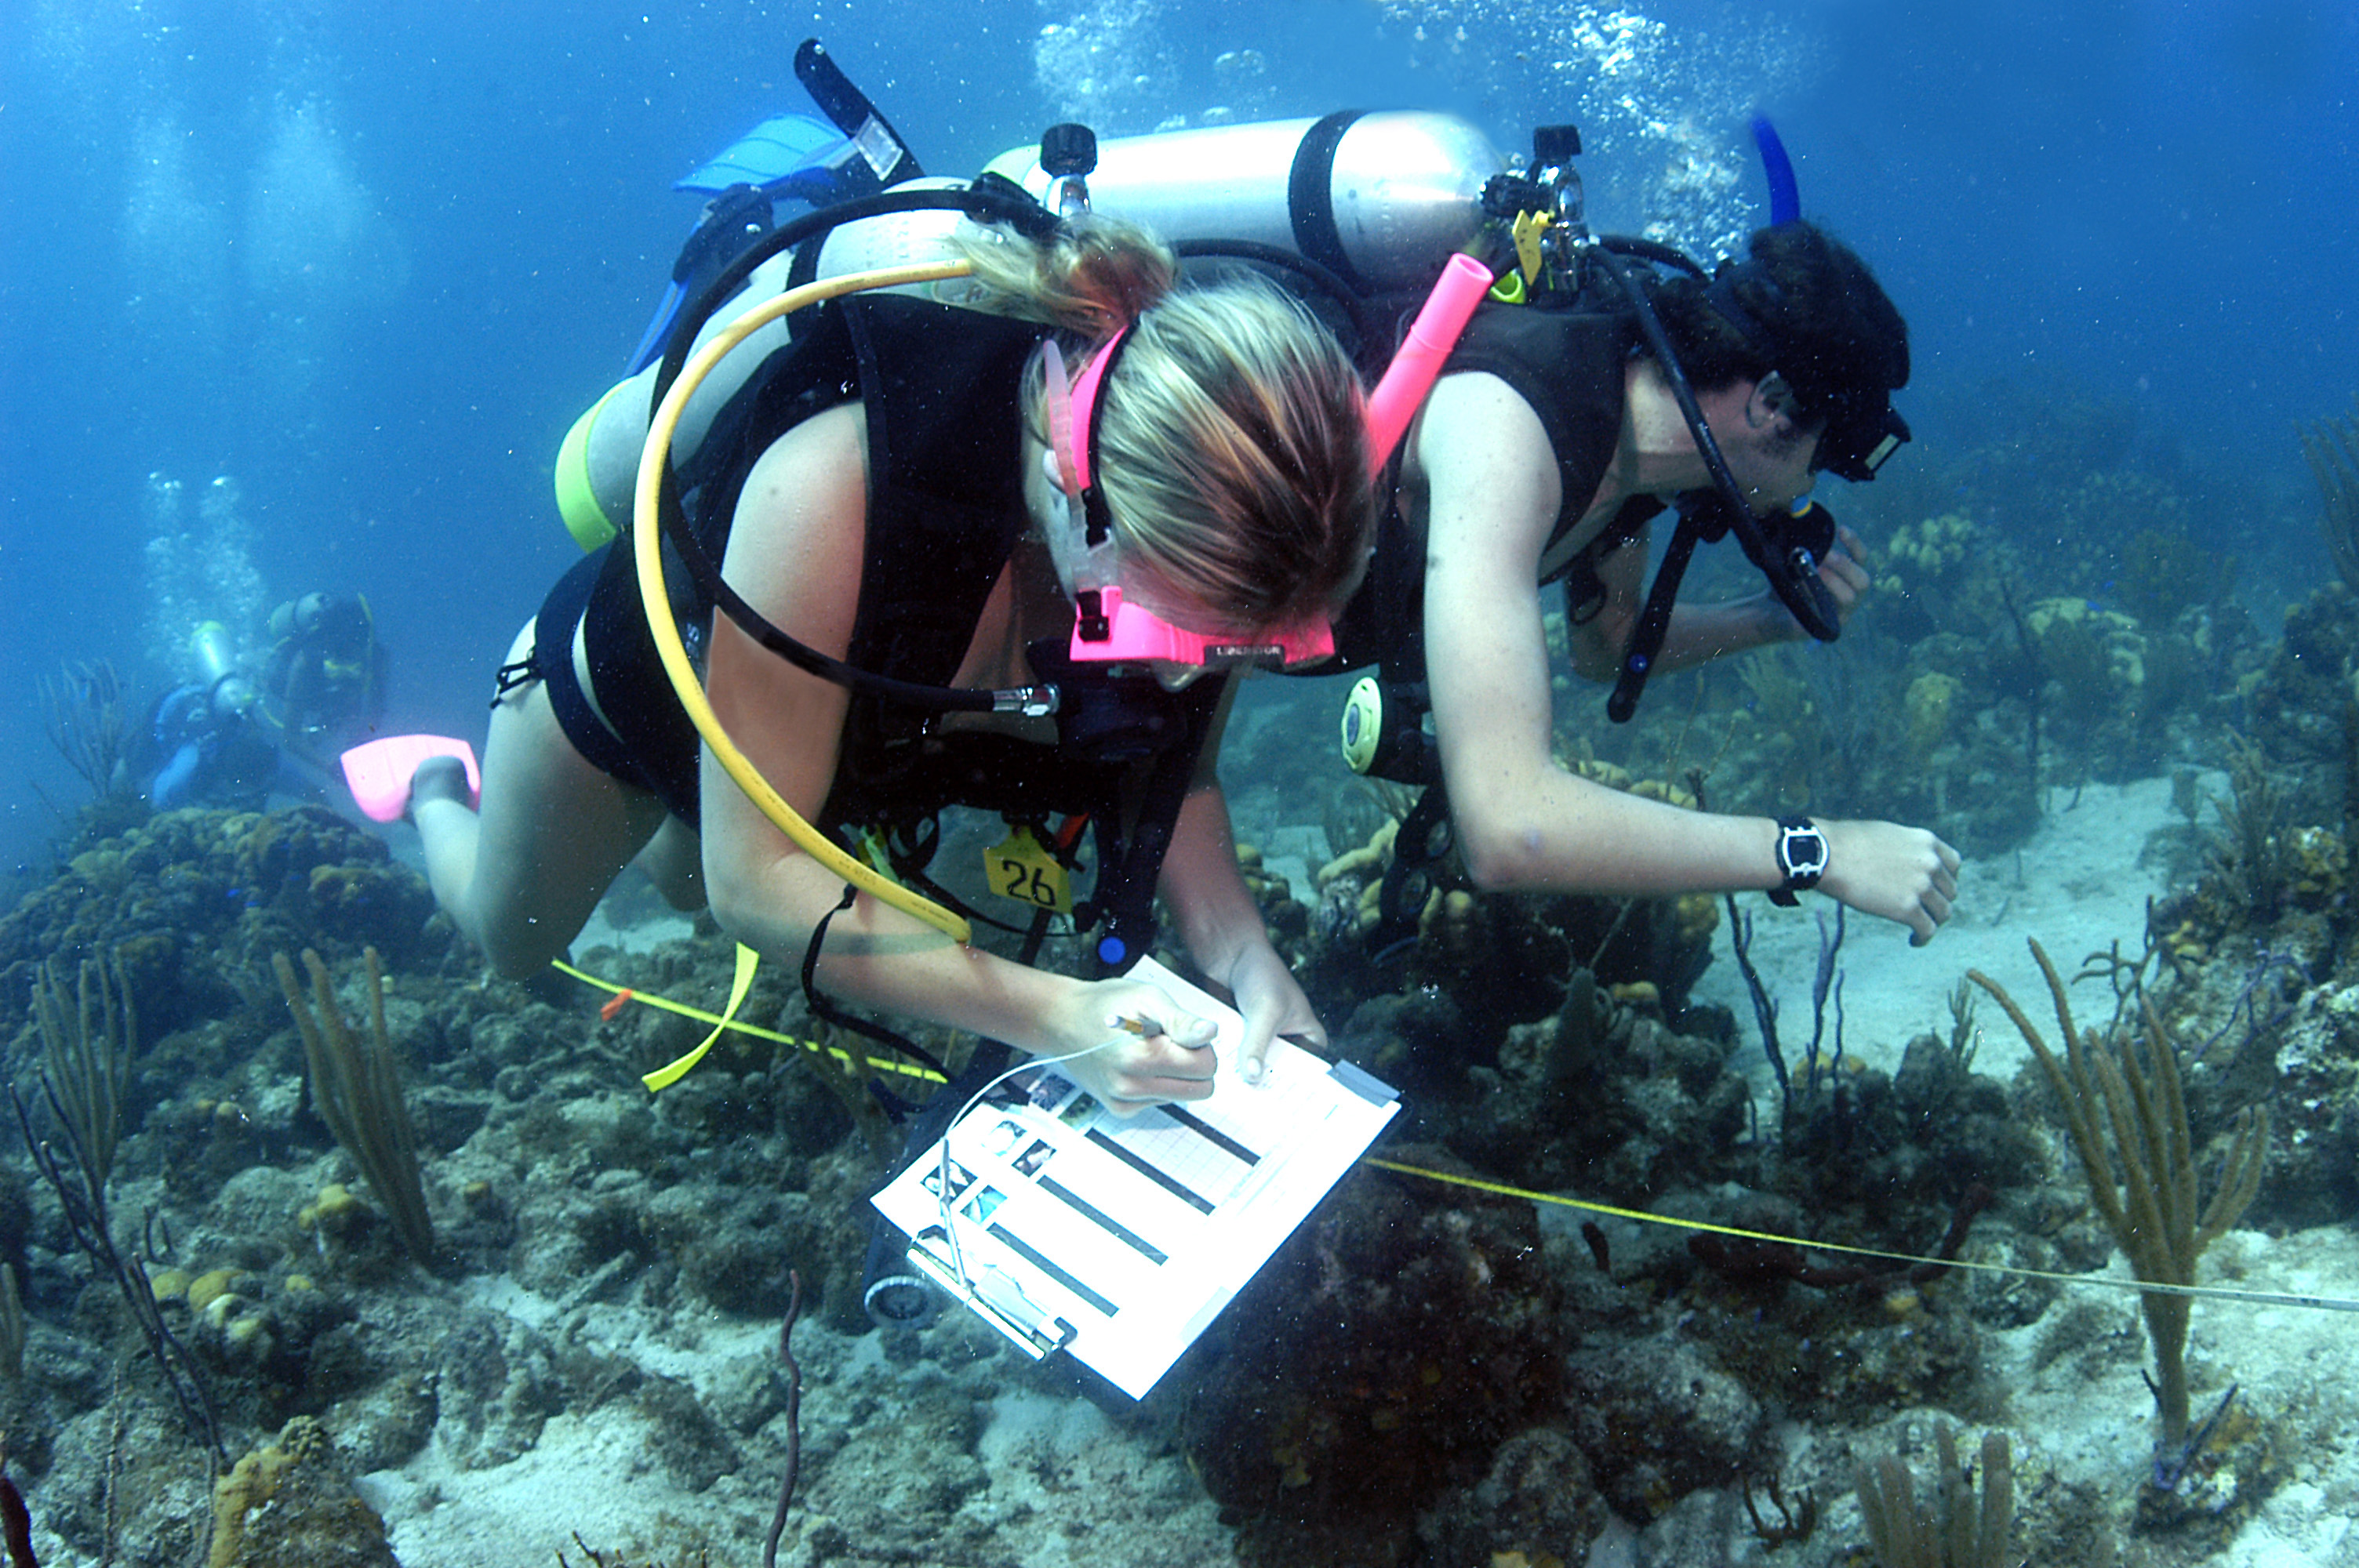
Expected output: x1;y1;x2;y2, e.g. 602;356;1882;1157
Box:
1067;325;1129;497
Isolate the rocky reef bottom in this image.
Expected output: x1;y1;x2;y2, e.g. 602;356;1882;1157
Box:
0;779;2355;1566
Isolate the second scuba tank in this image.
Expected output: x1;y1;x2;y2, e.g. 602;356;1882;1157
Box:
986;111;1505;295
191;621;259;716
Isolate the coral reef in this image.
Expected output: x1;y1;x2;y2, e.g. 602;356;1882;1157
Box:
2299;393;2359;590
1974;938;2271;1522
2;522;2354;1568
209;1415;395;1568
0;807;444;1043
1295;763;1719;1067
1169;1154;1582;1566
39;660;136;809
1856;1425;2012;1568
275;949;435;1270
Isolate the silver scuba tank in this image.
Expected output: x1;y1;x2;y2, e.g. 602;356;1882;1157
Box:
797;111;1506;296
190;620;260;715
990;111;1504;294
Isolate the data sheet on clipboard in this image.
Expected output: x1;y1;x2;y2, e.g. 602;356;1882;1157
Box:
870;956;1399;1399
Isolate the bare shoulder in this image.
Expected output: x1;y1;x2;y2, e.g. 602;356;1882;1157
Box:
1412;372;1561;572
1416;372;1552;466
728;402;871;583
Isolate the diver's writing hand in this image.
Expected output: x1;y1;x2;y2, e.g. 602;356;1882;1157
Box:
1044;978;1219;1117
1816;818;1961;947
1224;942;1326;1088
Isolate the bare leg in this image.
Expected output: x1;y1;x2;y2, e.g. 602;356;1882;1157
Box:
414;619;670;978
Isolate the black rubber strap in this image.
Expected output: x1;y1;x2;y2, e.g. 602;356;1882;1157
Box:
1288;111;1366;296
799;884;951;1082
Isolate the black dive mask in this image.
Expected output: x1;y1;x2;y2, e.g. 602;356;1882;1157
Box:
1809;390;1910;483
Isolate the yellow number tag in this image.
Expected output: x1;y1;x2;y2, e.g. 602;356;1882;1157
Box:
985;825;1071;913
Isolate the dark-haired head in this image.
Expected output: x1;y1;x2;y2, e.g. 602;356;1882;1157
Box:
1650;221;1910;481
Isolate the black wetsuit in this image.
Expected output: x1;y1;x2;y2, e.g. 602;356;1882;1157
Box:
522;292;1222;958
529;292;1054;827
1332;303;1664;684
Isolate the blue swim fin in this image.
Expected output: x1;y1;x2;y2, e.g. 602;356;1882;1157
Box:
623;42;925;372
627;114;858;372
674;111;850;194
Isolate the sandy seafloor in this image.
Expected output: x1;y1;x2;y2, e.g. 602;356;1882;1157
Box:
1686;775;2226;1089
363;1225;2359;1567
231;769;2358;1568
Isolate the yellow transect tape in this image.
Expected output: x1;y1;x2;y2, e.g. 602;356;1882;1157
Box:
1367;1158;2359;1314
638;942;762;1092
555;963;2356;1316
550;958;946;1088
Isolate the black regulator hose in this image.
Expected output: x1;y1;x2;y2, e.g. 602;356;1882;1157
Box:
1587;242;1841;643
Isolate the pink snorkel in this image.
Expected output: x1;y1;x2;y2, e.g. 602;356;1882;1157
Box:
1361;252;1495;477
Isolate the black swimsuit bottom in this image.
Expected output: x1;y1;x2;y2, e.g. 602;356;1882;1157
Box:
533;540;706;825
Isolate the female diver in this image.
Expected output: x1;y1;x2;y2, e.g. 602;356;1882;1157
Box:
402;215;1376;1114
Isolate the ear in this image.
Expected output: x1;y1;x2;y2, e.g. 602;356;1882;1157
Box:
1744;372;1797;431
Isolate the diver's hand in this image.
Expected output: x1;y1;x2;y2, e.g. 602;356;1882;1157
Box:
1224;942;1326;1089
1816;524;1873;626
1816;818;1961;946
1043;977;1219;1116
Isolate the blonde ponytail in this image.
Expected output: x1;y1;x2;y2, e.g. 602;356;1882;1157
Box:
951;214;1176;336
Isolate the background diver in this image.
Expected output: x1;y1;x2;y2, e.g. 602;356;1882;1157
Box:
132;593;386;811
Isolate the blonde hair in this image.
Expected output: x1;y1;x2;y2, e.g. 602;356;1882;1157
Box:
954;216;1376;633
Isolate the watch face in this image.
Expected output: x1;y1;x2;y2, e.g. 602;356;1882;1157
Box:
1781;824;1828;880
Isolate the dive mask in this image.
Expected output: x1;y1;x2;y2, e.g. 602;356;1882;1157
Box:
1809;391;1910;484
1704;263;1910;483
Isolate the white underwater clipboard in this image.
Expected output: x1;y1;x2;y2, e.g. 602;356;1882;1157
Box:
869;956;1399;1399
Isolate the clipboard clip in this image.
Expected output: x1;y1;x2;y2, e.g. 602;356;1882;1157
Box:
908;1229;1077;1359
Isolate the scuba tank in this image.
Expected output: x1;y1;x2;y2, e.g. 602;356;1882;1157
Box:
794;111;1506;370
793;111;1503;301
191;621;259;717
990;111;1502;296
554;107;1507;552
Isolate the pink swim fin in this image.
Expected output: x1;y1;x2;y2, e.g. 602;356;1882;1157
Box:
340;735;481;823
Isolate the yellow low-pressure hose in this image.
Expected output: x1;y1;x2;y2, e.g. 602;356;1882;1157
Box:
634;258;979;943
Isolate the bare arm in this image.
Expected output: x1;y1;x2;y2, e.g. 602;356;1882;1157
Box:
1414;376;1957;940
1154;678;1325;1083
696;406;1220;1109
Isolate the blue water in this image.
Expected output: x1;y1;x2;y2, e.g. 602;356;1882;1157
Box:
4;0;2356;873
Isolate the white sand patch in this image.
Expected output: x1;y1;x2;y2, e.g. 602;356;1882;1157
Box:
1693;775;2218;1081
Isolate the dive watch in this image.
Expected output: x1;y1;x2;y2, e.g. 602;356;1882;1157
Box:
1768;816;1827;907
